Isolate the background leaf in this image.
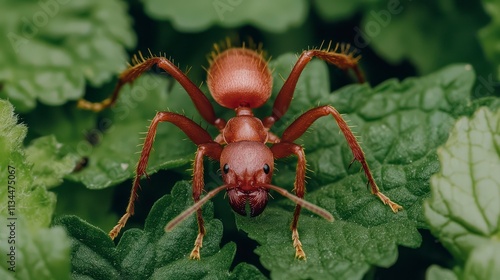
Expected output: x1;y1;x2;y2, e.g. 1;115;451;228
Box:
142;0;308;33
0;99;73;229
360;0;490;80
0;99;72;280
479;0;500;79
0;0;136;112
313;0;372;22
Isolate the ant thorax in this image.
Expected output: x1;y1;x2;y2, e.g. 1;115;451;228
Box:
221;107;268;144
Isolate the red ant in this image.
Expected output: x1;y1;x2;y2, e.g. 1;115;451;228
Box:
78;41;402;260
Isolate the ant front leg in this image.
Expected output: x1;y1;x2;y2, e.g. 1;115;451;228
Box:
109;111;221;241
271;142;307;259
78;53;226;130
281;105;402;213
190;142;222;260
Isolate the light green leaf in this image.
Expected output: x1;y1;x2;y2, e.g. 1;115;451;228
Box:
0;220;71;280
463;242;500;280
425;108;500;261
142;0;308;33
0;99;56;229
0;100;72;280
0;0;136;112
25;135;76;189
426;265;458;280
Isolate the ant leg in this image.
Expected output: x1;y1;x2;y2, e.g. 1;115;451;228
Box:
109;112;220;239
271;142;307;259
189;142;222;260
78;54;225;130
280;105;402;213
263;45;363;129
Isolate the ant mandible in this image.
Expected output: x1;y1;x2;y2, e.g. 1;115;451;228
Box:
78;41;402;260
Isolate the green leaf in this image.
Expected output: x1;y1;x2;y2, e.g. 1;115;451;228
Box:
425;107;500;261
361;0;489;76
142;0;308;33
0;99;68;229
313;0;378;22
25;135;76;189
228;263;268;280
463;242;500;280
66;54;475;278
426;265;458;280
0;100;72;279
236;60;475;279
56;181;265;279
0;0;136;112
479;0;500;79
53;182;117;231
66;74;199;189
22;102;97;147
0;220;71;280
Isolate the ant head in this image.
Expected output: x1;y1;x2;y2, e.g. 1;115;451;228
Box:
220;141;274;217
207;48;272;109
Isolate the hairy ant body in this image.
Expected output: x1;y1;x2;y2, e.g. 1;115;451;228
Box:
79;42;402;260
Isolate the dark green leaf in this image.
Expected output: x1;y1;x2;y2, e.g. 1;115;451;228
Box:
67;74;199;189
479;0;500;79
236;59;475;279
228;263;268;280
56;181;264;279
53;182;117;231
22;102;97;147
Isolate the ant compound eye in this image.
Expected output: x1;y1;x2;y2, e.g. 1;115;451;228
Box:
223;163;230;174
263;164;270;174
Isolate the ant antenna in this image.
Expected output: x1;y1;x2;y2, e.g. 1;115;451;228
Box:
165;184;228;232
262;184;334;222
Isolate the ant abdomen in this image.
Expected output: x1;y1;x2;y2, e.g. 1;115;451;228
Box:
207;48;272;109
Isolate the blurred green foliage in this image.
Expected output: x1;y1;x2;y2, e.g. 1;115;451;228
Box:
1;0;500;279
